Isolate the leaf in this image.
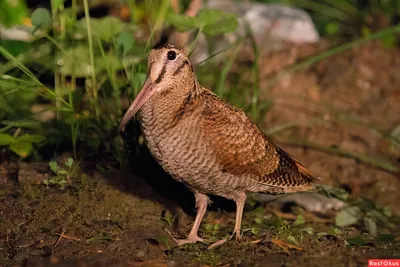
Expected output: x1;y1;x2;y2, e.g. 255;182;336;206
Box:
1;120;42;129
200;10;238;36
77;17;125;42
166;12;197;32
16;134;46;144
381;33;396;48
335;206;362;227
325;22;340;36
254;217;263;225
347;236;366;246
53;0;65;7
65;158;74;168
0;0;29;26
316;185;349;201
287;235;299;246
300;227;314;235
364;217;377;236
251;228;260;235
9;142;33;158
205;223;213;231
31;8;52;31
0;133;15;146
116;31;135;57
329;227;341;236
59;45;129;77
57;170;67;175
49;161;58;173
382;206;392;217
376;234;396;243
293;215;305;226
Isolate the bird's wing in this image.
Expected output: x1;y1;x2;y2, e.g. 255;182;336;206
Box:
199;89;316;188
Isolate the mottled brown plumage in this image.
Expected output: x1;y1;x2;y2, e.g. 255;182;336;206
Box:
118;43;319;245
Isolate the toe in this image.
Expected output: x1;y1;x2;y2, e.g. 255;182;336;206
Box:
232;229;241;241
175;235;203;246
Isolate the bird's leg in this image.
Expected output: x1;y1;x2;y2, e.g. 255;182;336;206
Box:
174;192;209;246
232;192;246;240
207;192;247;250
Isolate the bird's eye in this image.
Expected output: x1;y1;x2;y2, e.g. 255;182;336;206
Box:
167;50;177;60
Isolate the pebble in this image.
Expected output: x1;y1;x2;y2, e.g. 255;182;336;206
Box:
11;214;26;227
14;237;35;248
136;250;146;259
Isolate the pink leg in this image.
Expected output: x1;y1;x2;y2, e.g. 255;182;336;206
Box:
207;192;247;250
175;192;209;246
233;192;246;240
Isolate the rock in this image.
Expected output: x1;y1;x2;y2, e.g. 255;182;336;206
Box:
136;250;146;259
0;24;32;42
190;0;320;63
255;192;344;214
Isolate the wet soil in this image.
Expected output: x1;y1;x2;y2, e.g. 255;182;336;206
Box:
1;41;400;266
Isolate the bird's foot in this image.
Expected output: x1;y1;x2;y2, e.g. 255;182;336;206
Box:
174;234;204;246
165;229;204;246
207;230;242;250
231;229;242;241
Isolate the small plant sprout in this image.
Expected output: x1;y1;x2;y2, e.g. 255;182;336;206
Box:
44;158;75;189
161;212;177;227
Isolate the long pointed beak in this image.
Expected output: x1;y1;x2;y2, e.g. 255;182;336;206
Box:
117;78;156;133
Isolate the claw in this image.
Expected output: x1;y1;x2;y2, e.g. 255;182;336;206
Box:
165;229;204;246
207;230;242;250
174;235;204;246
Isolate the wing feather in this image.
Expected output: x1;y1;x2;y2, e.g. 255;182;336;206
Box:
199;89;316;187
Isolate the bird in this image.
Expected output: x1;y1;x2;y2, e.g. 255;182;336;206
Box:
118;43;319;246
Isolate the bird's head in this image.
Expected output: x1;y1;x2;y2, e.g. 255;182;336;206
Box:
118;43;195;132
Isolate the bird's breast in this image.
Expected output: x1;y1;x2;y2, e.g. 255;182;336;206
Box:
138;101;221;186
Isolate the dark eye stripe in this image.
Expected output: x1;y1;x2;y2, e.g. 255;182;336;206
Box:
155;64;167;84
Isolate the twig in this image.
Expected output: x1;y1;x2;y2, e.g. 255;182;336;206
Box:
54;228;81;247
54;228;66;247
282;138;400;174
271;239;303;253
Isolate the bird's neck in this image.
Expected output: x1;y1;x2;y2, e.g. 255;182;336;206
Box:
139;78;201;127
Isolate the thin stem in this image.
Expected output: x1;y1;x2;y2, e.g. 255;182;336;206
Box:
216;41;243;97
71;0;77;26
83;0;97;99
283;138;400;174
188;27;203;57
146;0;169;50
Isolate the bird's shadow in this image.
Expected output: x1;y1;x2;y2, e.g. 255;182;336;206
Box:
110;118;235;216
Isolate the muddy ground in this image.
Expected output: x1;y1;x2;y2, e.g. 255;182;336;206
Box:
1;41;400;266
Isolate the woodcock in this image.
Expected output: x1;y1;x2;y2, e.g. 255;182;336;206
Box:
118;43;319;245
